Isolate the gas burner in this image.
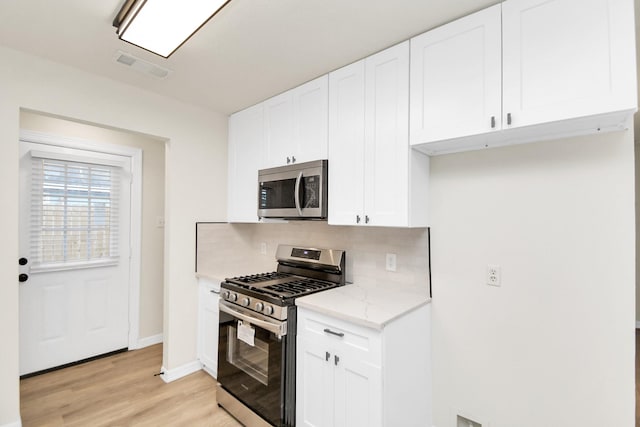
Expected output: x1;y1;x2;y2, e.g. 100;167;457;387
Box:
221;245;346;320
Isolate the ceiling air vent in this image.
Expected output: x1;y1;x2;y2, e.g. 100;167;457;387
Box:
113;50;172;79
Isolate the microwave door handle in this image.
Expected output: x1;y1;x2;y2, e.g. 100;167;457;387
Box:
294;171;303;216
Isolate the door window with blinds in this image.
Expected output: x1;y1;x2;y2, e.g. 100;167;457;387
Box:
30;154;123;271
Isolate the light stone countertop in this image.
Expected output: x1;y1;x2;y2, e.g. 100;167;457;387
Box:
295;282;431;331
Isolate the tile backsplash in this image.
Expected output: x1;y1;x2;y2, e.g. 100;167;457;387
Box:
196;221;430;291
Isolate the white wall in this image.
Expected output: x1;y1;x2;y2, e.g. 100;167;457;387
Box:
0;46;227;425
429;131;635;427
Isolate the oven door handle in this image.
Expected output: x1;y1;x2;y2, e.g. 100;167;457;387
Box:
219;300;287;338
294;171;303;216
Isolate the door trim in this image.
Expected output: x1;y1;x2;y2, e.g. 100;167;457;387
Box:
19;129;144;350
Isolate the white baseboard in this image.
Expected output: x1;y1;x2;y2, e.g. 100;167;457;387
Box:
136;333;163;349
202;364;217;379
160;360;203;383
0;419;22;427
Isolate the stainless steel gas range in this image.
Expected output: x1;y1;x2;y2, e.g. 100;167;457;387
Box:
216;244;346;427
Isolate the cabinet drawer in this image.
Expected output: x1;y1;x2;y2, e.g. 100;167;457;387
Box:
297;308;381;365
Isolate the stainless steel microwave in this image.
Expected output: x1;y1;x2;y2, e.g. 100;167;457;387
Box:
258;159;328;220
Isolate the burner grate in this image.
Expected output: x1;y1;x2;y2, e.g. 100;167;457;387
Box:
234;272;289;284
264;278;335;297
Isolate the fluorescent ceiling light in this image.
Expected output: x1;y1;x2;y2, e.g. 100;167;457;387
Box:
115;0;229;58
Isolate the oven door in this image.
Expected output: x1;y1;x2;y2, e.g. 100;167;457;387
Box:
217;301;288;426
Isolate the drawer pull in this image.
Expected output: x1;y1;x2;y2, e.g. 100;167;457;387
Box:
323;328;344;338
325;351;331;362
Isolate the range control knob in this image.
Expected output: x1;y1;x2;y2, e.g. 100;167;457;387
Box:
264;306;274;316
241;297;250;307
255;302;264;312
222;291;230;299
229;293;238;302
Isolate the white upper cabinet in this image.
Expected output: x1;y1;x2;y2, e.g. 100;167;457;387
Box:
227;103;263;223
501;0;636;128
264;91;293;168
328;60;366;226
329;42;429;227
264;75;328;168
411;0;637;155
410;4;502;144
364;43;412;227
293;75;329;163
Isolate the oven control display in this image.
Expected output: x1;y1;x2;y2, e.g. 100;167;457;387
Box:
291;248;321;260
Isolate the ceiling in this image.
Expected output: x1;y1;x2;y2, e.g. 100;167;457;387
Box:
0;0;502;115
0;0;638;137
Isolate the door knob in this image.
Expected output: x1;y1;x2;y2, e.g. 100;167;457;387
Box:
19;257;28;266
19;273;28;283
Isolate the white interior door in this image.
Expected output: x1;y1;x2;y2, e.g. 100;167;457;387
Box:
18;140;131;376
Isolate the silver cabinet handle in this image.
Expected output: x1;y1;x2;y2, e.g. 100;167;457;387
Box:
286;156;291;164
292;156;296;163
323;328;344;338
325;351;331;362
365;215;370;224
356;215;361;224
334;355;340;366
491;116;496;128
507;113;512;125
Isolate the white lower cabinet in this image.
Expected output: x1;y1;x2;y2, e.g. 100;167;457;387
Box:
197;278;220;378
296;304;431;427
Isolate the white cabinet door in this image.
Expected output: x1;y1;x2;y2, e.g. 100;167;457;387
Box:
335;357;382;427
264;91;294;168
328;60;366;226
363;41;410;227
227;104;263;223
296;335;334;427
297;307;383;427
502;0;636;129
293;75;329;163
198;279;219;378
329;42;426;227
264;77;329;169
410;4;502;144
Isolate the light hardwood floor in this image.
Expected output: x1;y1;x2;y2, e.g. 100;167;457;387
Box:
20;344;242;427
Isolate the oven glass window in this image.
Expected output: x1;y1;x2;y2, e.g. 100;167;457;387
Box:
227;325;269;386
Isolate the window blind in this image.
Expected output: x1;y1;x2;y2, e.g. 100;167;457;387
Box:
30;156;121;269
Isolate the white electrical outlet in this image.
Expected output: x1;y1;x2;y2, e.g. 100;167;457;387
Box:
260;242;267;255
487;264;501;286
386;253;397;272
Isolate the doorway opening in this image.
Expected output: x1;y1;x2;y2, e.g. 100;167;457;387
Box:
18;110;166;375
